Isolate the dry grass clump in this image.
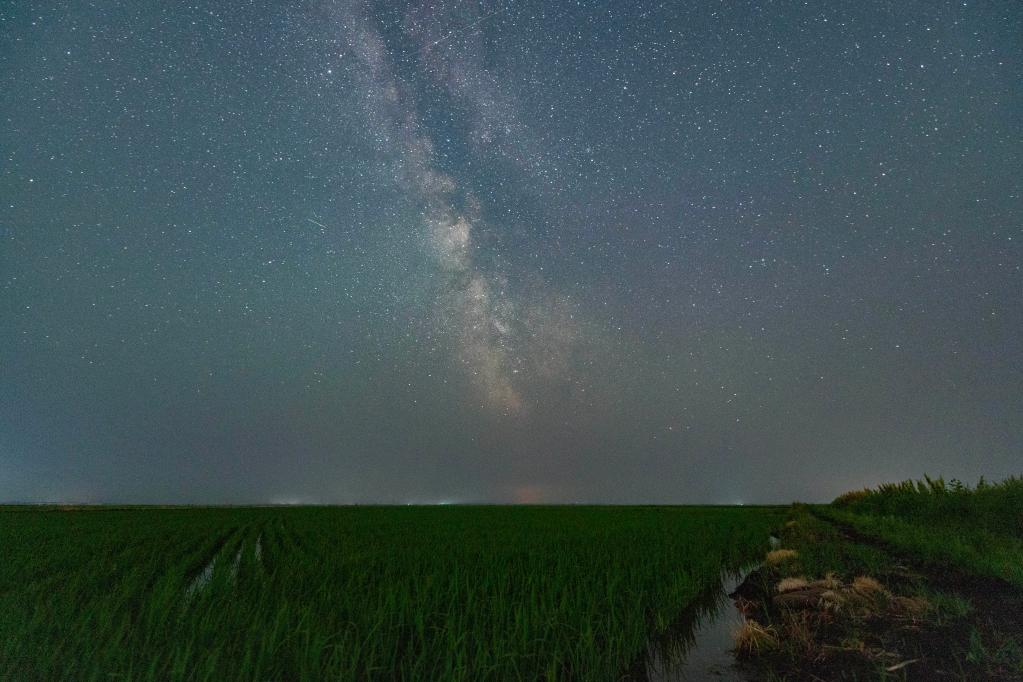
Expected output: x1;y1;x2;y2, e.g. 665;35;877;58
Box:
765;548;799;565
779;610;818;656
892;595;930;618
851;575;887;596
733;619;779;655
777;577;810;593
828;575;891;618
770;573;905;619
813;572;843;590
819;589;845;612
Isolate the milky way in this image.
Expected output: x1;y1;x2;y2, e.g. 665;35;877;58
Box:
1;1;1020;504
337;1;584;415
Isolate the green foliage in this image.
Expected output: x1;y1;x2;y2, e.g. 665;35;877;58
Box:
994;638;1023;673
918;589;972;626
967;627;990;665
831;474;1023;538
0;505;782;681
960;628;1023;676
824;474;1023;587
777;506;896;580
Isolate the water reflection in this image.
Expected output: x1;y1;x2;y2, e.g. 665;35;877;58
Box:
640;566;756;681
185;557;216;597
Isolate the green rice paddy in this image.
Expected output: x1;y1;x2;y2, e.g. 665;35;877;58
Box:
0;505;783;681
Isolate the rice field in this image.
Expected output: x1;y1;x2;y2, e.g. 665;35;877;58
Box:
0;505;783;681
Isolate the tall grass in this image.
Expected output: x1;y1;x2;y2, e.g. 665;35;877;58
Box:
0;505;781;680
833;474;1023;537
823;475;1023;587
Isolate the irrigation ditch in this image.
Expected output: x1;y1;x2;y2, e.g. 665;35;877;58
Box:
626;536;781;681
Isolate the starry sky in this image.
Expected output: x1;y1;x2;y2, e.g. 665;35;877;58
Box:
1;1;1020;504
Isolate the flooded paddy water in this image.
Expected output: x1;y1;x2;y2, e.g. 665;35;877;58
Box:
633;568;756;681
185;533;264;597
631;537;780;681
185;556;217;597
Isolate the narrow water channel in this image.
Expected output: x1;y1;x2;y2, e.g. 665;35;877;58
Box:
640;567;756;681
634;537;779;681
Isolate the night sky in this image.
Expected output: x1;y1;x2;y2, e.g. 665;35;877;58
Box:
2;1;1020;504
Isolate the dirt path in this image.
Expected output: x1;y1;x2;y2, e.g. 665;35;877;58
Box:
732;510;1023;680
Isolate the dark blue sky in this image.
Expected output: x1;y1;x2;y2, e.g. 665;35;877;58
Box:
1;1;1020;503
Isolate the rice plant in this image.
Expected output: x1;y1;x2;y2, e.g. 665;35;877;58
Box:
0;505;782;681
